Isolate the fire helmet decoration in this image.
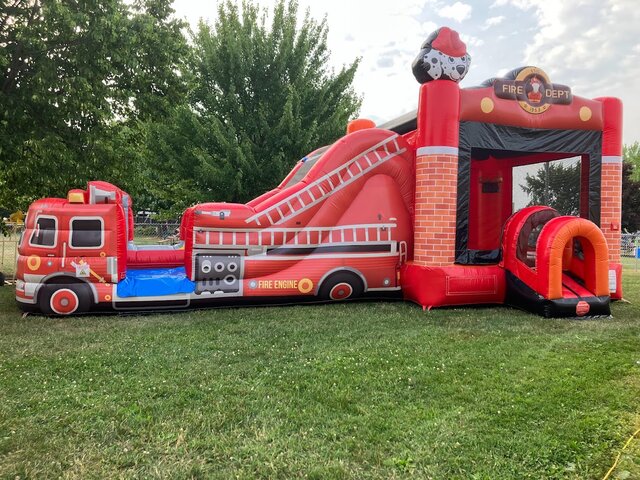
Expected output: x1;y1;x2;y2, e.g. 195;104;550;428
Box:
412;27;471;84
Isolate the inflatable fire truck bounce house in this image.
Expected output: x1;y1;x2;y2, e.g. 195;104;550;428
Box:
16;27;623;318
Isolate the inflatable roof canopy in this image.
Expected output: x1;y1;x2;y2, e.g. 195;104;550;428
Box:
16;27;622;318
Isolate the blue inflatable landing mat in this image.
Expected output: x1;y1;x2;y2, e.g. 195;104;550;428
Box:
117;267;195;298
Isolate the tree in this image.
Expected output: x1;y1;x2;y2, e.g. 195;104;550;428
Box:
622;146;640;232
146;0;361;215
519;150;640;232
624;142;640;180
521;161;581;215
0;0;190;211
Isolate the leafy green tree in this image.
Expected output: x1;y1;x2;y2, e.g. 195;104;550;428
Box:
0;0;190;211
147;0;361;214
622;147;640;232
521;161;581;215
624;142;640;181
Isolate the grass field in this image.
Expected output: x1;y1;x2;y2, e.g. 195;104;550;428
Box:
1;275;639;478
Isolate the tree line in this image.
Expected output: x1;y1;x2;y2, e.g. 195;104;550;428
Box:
0;0;360;217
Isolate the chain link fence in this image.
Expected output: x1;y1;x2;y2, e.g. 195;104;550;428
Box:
1;223;23;283
1;222;181;282
621;233;640;258
133;222;181;246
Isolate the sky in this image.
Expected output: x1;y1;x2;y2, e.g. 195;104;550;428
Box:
172;0;640;145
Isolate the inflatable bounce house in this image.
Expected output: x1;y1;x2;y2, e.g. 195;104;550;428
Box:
15;27;623;318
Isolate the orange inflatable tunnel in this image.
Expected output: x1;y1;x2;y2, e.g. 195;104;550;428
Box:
502;206;611;318
536;217;609;300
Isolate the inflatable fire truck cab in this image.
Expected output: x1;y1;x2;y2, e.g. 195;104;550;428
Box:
16;27;623;318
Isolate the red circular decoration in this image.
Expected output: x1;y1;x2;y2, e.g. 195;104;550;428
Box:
576;301;590;317
329;282;353;301
50;288;80;315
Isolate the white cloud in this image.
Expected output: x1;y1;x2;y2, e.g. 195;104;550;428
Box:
422;21;439;36
490;0;533;10
460;33;484;48
518;0;640;143
438;2;473;23
482;15;505;30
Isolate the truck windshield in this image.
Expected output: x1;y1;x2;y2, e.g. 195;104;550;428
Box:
282;146;329;189
30;216;57;247
70;218;104;248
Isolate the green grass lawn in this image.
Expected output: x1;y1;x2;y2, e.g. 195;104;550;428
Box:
1;276;639;478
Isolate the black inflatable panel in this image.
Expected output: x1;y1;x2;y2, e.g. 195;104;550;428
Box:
505;270;610;318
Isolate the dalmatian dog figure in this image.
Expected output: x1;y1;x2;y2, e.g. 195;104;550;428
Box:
412;27;471;84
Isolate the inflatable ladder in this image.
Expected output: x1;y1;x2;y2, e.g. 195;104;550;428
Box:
501;206;611;318
193;223;397;249
245;135;405;226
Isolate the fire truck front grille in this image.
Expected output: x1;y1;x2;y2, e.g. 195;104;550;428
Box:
194;254;241;294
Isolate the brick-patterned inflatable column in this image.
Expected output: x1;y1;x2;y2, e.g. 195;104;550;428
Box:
596;96;623;298
414;151;458;265
598;97;623;264
601;159;622;263
413;81;461;266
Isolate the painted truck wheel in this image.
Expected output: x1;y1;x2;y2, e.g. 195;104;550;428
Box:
38;283;92;316
318;272;364;301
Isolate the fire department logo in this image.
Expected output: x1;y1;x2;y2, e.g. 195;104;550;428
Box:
494;67;572;114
